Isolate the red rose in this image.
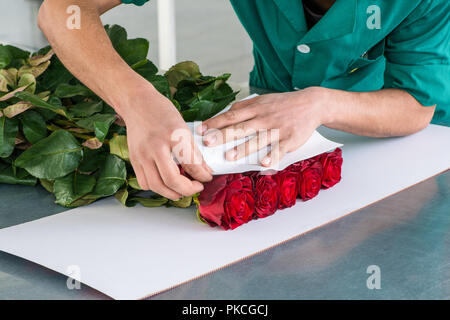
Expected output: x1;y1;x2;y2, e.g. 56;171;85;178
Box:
299;160;323;201
319;148;343;189
275;169;299;209
253;174;280;218
198;174;255;230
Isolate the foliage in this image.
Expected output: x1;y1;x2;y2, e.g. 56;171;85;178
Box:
0;25;238;208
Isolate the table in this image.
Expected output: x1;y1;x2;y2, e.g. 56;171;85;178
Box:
1;170;449;299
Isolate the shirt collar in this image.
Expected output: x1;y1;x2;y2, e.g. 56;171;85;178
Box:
273;0;357;42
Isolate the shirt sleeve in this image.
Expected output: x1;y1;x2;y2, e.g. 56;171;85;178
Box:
121;0;149;6
384;0;450;109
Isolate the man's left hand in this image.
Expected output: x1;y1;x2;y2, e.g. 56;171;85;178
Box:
197;87;327;167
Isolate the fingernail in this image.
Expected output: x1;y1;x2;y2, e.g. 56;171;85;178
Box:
204;134;216;145
226;149;237;161
262;157;271;166
197;124;207;134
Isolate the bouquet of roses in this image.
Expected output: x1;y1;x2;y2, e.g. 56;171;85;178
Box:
196;148;343;230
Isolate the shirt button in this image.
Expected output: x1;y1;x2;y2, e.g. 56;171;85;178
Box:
297;44;310;54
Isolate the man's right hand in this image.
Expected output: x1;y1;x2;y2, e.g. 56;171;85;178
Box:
121;84;213;200
38;0;212;201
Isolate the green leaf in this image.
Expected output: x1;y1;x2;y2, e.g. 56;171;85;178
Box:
20;110;47;144
18;73;37;94
174;85;196;106
105;24;128;49
169;196;193;208
18;61;51;79
131;196;168;208
76;114;116;142
28;49;54;67
94;121;111;142
68;101;103;117
0;85;29;102
0;162;37;185
38;55;73;91
181;108;199;122
14;130;83;179
53;172;96;207
76;114;116;131
190;100;217;121
148;75;170;97
2;102;33;118
116;38;149;66
0;74;9;92
15;91;68;117
68;194;101;208
114;187;129;206
0;68;18;88
0;116;18;158
92;154;126;197
40;178;54;193
128;177;142;190
0;45;12;69
197;82;215;101
165;61;201;87
106;23;149;66
54;83;93;98
132;59;158;79
78;147;106;173
109;135;129;161
5;45;29;61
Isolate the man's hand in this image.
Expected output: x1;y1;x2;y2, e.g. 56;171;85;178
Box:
197;86;435;167
198;87;325;167
121;85;212;200
38;0;212;201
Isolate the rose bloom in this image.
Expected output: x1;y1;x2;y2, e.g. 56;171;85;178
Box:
275;169;299;209
252;174;280;218
318;148;343;188
298;160;323;201
197;174;255;230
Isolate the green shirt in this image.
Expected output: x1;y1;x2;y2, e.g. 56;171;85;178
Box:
122;0;450;125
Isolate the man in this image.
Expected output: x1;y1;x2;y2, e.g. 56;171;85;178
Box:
37;0;450;200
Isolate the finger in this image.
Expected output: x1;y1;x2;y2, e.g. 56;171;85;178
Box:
203;161;214;175
202;106;256;133
156;151;205;196
225;130;276;161
133;163;149;190
195;98;257;135
261;140;290;167
203;119;260;147
181;143;213;182
144;160;182;200
229;96;259;110
172;131;213;182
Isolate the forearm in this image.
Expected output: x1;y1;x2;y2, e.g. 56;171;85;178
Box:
320;88;435;137
38;0;154;117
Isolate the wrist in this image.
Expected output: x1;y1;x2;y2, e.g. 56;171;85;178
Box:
302;86;334;126
109;73;160;121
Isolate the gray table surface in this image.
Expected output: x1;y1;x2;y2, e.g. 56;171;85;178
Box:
1;85;449;299
0;169;449;299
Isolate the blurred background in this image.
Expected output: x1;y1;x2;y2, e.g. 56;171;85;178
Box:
0;0;253;85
